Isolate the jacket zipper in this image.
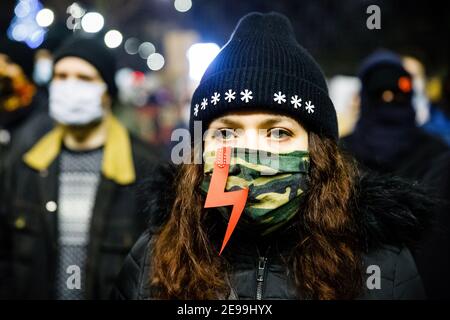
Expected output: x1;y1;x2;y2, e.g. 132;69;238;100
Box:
256;256;268;300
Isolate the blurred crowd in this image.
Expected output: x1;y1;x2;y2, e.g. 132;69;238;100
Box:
0;3;449;301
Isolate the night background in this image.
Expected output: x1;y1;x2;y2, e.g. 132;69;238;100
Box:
2;0;448;75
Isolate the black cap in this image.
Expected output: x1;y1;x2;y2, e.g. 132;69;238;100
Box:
190;12;338;142
40;22;72;53
53;36;118;98
358;49;413;102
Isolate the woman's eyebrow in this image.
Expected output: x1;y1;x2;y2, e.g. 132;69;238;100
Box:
259;117;297;127
214;115;296;128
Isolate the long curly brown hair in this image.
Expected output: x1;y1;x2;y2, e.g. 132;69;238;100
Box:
149;133;364;299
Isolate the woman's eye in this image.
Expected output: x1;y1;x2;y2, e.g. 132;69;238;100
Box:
214;128;236;140
268;128;292;140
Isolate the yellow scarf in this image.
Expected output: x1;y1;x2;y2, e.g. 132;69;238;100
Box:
23;115;136;185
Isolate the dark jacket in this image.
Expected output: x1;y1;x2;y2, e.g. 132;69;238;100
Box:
414;151;450;299
0;124;160;299
341;128;449;182
342;131;450;299
111;165;432;300
0;106;52;189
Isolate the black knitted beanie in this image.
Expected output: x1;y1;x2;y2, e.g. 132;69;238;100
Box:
190;12;338;141
53;36;118;98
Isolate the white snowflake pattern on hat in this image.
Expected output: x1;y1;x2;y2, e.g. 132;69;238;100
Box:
211;92;221;105
201;98;208;110
194;104;199;116
274;91;286;104
240;89;253;103
225;90;236;102
305;101;315;114
291;95;302;109
194;90;315;116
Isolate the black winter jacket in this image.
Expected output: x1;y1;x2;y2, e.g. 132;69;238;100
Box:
0;132;160;300
111;165;433;300
342;131;450;299
0;110;52;191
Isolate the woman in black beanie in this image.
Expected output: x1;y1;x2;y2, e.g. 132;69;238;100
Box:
112;12;430;300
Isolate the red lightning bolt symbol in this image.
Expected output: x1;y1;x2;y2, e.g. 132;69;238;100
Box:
204;146;249;255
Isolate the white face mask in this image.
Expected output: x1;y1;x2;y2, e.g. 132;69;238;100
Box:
33;58;53;85
49;79;107;126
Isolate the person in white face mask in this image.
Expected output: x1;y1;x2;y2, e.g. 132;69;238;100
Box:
48;55;111;150
0;36;161;300
48;35;120;151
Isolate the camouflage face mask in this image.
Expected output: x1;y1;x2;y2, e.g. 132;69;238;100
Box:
200;148;310;236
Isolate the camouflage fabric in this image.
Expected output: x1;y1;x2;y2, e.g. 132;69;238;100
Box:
200;148;310;235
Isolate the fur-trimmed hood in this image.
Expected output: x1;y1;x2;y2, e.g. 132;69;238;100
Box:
138;163;434;250
353;172;433;250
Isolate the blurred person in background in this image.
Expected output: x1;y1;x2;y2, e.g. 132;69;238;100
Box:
342;50;450;299
403;55;450;146
112;13;432;300
341;50;448;180
0;36;160;299
402;56;430;127
423;69;450;146
0;37;52;183
416;66;450;299
327;75;361;138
